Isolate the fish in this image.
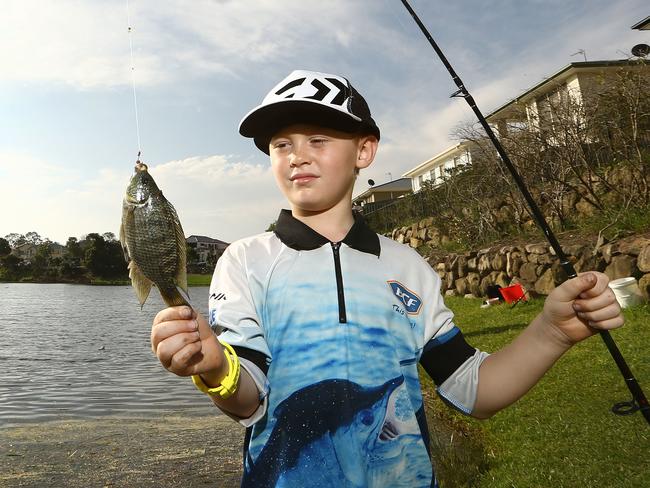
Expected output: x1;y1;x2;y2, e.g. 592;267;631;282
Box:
119;161;190;308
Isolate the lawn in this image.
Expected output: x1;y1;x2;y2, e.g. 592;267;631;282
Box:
423;296;650;488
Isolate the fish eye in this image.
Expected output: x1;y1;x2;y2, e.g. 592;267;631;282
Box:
360;409;374;426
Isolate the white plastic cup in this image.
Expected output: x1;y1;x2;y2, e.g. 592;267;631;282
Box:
608;277;644;308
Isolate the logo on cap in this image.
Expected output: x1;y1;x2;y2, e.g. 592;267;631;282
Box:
273;76;351;107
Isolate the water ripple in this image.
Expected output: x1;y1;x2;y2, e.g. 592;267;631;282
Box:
0;283;216;428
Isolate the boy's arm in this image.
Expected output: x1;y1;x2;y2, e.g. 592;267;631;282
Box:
472;272;623;419
151;306;262;419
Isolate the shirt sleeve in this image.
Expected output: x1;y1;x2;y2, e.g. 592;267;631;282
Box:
418;263;488;415
208;246;271;424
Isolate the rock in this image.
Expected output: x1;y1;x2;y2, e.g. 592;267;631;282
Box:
613;238;650;256
564;244;588;257
479;275;494;296
457;255;468;278
574;254;605;273
467;257;477;271
491;253;507;272
534;268;556;295
410;237;422;248
638;245;650;273
638;273;650;301
507;251;524;277
519;262;539;283
454;277;468;296
463;293;476;299
445;289;456;296
396;234;405;244
525;243;547;254
600;243;613;263
604;255;638;280
493;271;509;288
477;254;492;276
466;273;480;296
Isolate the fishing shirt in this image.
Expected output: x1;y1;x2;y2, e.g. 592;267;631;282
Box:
208;210;488;488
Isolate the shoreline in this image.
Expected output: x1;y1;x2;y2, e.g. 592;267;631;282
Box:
1;414;245;487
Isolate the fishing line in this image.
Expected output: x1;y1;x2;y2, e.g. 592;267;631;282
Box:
126;0;142;159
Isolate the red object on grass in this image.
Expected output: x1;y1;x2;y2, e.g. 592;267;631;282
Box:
499;284;527;304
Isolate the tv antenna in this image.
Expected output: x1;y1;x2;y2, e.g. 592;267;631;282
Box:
570;49;587;62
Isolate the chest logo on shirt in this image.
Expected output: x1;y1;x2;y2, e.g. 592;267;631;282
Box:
387;281;422;315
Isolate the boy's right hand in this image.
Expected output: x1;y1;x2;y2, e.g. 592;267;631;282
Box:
151;306;225;379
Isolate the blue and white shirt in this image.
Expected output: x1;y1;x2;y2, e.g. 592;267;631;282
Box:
209;210;488;488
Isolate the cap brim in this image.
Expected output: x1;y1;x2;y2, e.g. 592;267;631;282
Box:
239;100;378;154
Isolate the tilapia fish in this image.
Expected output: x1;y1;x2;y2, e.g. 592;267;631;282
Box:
120;162;190;308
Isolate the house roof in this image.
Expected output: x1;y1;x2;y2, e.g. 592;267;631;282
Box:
485;60;645;121
353;177;412;201
186;235;229;246
631;16;650;30
402;143;468;177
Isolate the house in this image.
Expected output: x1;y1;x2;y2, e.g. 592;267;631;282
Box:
186;235;229;264
402;142;476;193
631;16;650;30
11;242;64;263
484;60;649;140
352;177;412;214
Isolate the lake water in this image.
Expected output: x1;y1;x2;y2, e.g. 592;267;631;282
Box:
0;283;218;428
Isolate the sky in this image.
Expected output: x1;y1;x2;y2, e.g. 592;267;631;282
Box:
1;0;647;245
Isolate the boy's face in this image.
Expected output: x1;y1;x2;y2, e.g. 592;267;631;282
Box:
269;124;377;215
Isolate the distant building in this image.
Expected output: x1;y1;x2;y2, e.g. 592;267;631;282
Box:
352;178;412;214
484;60;649;141
11;242;64;263
402;142;476;193
186;235;229;265
631;16;650;30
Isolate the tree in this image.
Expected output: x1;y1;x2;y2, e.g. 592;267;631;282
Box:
32;243;54;280
24;231;43;245
0;238;10;257
4;233;25;247
83;233;127;279
65;237;83;261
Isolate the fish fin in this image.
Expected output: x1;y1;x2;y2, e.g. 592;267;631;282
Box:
176;285;191;305
168;202;188;293
119;202;134;263
129;260;153;307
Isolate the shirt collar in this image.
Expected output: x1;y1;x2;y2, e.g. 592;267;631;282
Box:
274;209;381;256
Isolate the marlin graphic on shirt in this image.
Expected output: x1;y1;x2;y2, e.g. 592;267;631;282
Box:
241;376;433;487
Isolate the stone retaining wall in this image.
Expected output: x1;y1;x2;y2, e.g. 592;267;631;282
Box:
390;219;650;299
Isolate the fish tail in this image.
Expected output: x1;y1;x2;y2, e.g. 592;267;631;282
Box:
160;285;191;308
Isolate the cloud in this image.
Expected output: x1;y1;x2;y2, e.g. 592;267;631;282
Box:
0;151;285;244
0;0;401;89
150;155;285;241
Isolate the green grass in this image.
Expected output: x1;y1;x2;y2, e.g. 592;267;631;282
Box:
86;274;212;286
187;273;212;286
423;296;650;488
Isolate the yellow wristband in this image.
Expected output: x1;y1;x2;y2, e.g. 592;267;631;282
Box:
192;340;240;399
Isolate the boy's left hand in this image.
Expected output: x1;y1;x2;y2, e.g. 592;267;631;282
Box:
542;272;624;344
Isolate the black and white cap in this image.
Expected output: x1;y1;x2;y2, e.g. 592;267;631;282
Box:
239;70;380;154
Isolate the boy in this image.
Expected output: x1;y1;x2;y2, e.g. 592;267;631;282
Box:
151;70;623;487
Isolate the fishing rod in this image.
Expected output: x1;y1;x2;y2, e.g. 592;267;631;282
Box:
399;0;649;424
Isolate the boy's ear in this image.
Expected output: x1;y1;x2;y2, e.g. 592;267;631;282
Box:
355;135;378;171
